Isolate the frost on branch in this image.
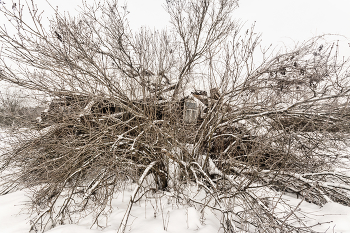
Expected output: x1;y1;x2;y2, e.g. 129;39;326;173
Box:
1;0;350;232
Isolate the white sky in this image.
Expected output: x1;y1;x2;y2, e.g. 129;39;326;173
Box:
1;0;350;94
1;0;350;53
128;0;350;49
234;0;350;52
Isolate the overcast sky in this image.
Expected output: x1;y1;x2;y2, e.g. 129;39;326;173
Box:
1;0;349;53
129;0;350;46
1;0;350;89
107;1;349;49
1;0;349;100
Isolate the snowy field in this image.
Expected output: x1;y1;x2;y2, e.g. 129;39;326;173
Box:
1;129;350;233
1;188;350;233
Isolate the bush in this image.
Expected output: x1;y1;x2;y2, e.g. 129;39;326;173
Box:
1;0;350;232
0;91;43;128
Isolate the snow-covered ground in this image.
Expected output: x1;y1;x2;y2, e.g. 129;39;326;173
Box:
0;188;350;233
1;129;350;233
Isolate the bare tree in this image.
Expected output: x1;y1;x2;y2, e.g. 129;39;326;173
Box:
1;0;350;232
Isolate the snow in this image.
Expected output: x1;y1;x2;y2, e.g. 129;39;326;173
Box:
0;187;350;233
0;191;30;233
0;128;15;149
1;130;350;233
285;195;350;232
0;187;223;233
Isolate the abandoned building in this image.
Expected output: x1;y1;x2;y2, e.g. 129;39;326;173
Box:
38;79;222;127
